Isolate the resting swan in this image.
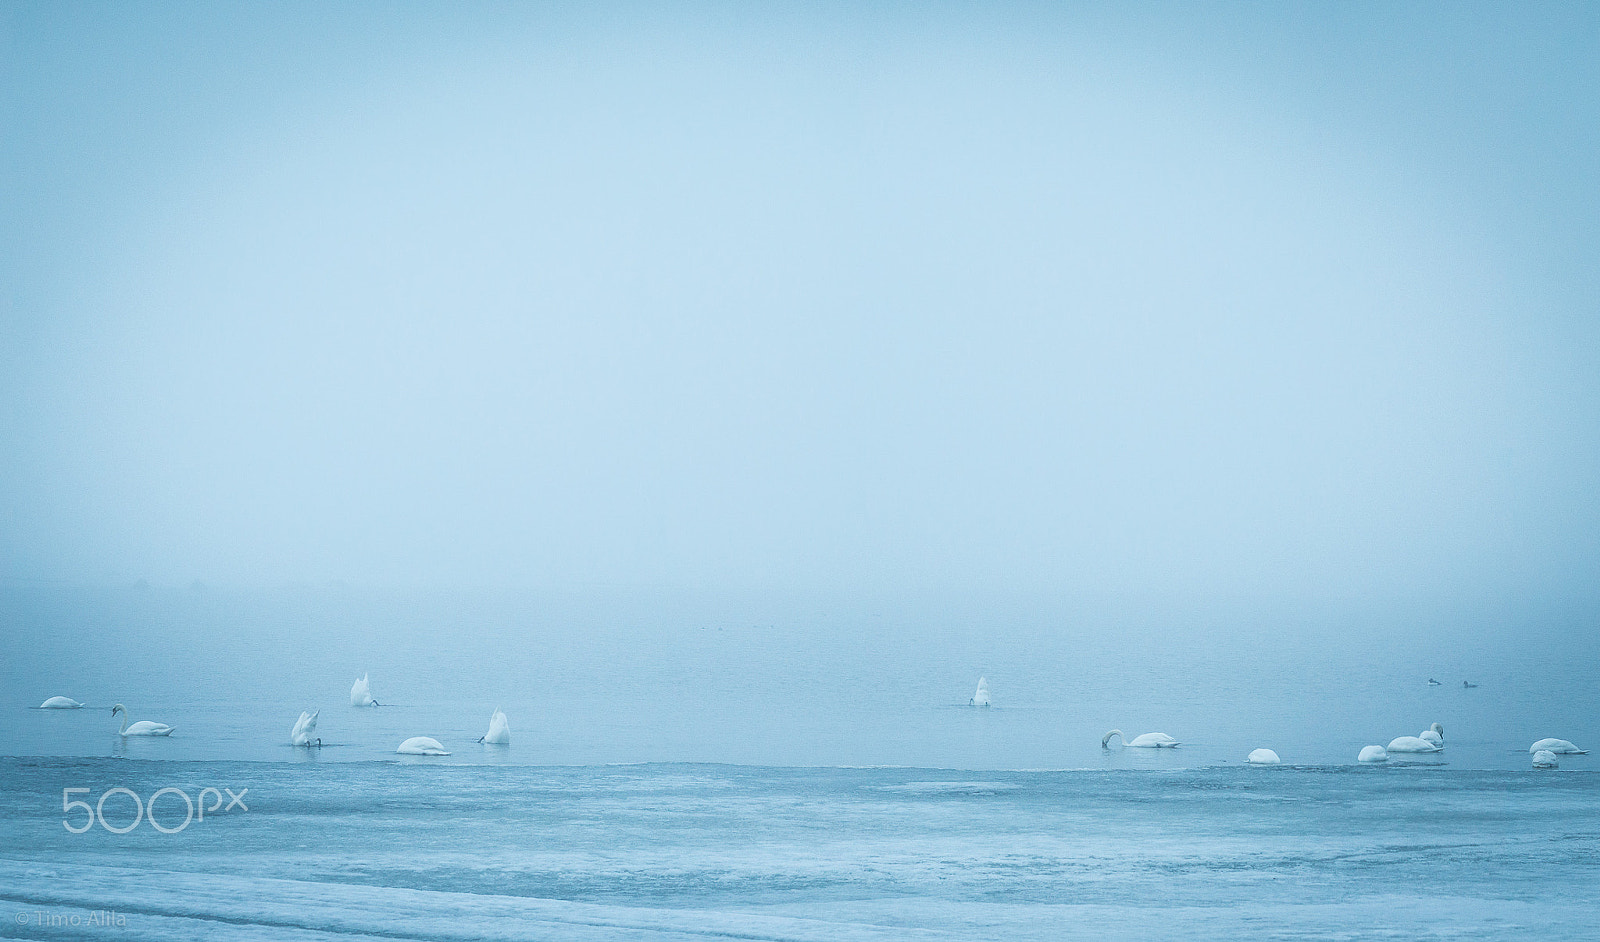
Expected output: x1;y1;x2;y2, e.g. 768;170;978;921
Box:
1102;730;1180;748
1358;745;1388;762
970;677;991;708
478;708;510;745
397;736;449;756
1532;750;1559;769
1529;738;1586;754
350;674;379;707
291;710;321;746
39;697;84;709
1247;748;1281;765
1419;723;1444;747
111;704;174;736
1386;735;1441;753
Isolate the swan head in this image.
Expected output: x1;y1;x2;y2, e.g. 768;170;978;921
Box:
111;704;125;716
1102;730;1123;748
1430;723;1444;737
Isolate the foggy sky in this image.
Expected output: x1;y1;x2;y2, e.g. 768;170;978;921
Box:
3;2;1598;602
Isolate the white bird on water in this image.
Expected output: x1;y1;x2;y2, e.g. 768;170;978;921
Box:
350;674;379;707
291;710;321;746
38;697;84;709
1386;736;1441;753
1529;738;1586;755
1420;723;1444;748
969;677;991;708
397;736;449;756
1532;750;1559;769
1102;730;1180;748
1358;745;1388;763
111;704;174;736
1248;748;1281;765
479;708;510;745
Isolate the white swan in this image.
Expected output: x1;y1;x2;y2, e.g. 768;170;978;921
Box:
1532;749;1559;769
111;704;174;736
478;708;510;745
1529;738;1587;754
397;736;449;756
39;697;84;709
350;674;379;707
970;677;991;708
1248;748;1281;765
1419;723;1444;747
1102;730;1180;748
1386;736;1441;753
1358;745;1388;763
291;710;320;746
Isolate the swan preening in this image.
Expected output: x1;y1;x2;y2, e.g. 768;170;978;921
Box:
1358;745;1388;763
1247;748;1281;765
397;736;449;756
39;697;84;709
1532;750;1559;769
1529;739;1586;754
478;708;510;745
1420;723;1444;748
1102;730;1180;748
350;674;379;707
1386;736;1441;754
291;710;321;747
970;677;991;708
111;704;174;736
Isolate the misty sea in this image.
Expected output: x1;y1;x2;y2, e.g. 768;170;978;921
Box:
2;587;1597;940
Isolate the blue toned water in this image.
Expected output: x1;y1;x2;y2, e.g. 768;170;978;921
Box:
1;587;1597;939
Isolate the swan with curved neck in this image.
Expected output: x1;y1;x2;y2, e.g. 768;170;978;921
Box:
350;674;379;707
1419;723;1444;747
291;710;321;746
478;708;510;745
1102;730;1180;748
111;704;175;736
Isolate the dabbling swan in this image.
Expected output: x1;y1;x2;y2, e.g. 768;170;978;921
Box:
38;697;84;709
350;674;379;707
1420;723;1444;747
970;677;991;708
1529;739;1587;754
291;710;320;747
1532;750;1559;769
111;704;174;736
397;736;449;756
1247;748;1281;765
1387;736;1441;753
1358;745;1388;763
478;708;510;745
1102;730;1180;748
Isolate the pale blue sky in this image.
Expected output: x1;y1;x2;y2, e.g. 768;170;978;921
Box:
3;2;1597;603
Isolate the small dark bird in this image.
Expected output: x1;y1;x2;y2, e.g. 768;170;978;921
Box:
1462;680;1478;688
1428;678;1442;686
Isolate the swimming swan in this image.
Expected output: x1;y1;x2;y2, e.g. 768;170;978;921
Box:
1102;730;1180;748
397;736;449;756
1358;745;1388;762
1529;739;1586;754
350;674;379;707
1532;750;1559;769
39;697;84;709
111;704;174;736
1248;748;1281;765
1386;736;1441;753
291;710;321;746
1420;723;1444;747
478;708;510;745
970;677;991;708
